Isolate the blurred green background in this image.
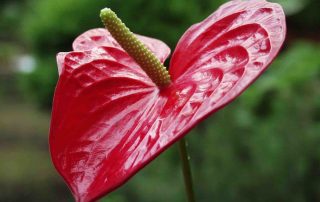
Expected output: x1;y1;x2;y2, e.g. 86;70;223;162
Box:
1;0;320;201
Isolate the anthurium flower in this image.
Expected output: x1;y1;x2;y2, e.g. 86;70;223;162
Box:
50;0;286;202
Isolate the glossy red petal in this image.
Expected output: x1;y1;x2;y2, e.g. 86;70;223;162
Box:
57;28;171;76
170;0;286;80
57;46;141;76
50;1;286;202
168;0;286;117
73;28;171;63
51;52;224;201
50;51;156;202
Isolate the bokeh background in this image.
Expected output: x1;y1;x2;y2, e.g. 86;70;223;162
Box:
1;0;320;201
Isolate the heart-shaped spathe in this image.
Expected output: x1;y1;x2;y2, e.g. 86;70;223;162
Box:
50;1;286;202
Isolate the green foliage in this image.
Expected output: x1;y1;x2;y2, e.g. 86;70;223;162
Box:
270;0;310;15
288;0;320;31
18;57;58;109
0;1;25;39
22;0;107;56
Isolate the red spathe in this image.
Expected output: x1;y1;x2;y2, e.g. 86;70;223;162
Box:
50;1;286;201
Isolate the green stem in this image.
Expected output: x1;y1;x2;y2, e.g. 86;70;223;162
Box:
178;138;196;202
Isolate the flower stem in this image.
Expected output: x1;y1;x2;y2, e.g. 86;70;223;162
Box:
178;138;196;202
